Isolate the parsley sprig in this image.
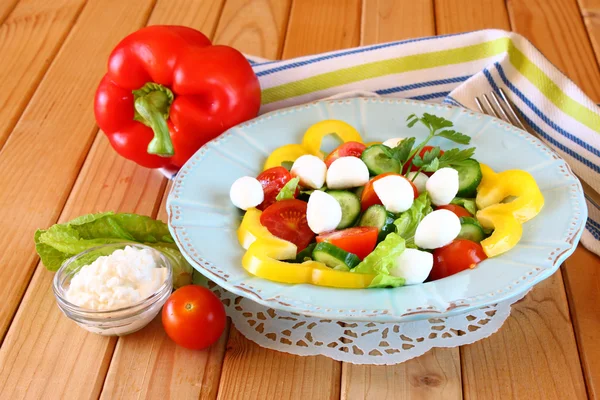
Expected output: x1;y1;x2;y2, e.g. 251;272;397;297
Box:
388;113;475;180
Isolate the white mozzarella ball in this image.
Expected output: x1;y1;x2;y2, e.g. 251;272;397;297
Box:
306;190;342;234
426;167;459;206
229;176;264;210
405;171;429;194
390;249;434;285
326;156;370;189
373;175;414;213
291;155;327;189
382;137;404;148
414;209;461;249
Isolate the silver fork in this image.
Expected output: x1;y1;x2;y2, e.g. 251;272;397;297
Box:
474;88;600;209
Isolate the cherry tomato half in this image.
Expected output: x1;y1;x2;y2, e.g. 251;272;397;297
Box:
324;141;367;168
256;166;293;211
316;227;378;260
429;239;487;281
436;204;472;218
260;199;315;251
360;173;418;212
162;285;227;350
404;146;446;174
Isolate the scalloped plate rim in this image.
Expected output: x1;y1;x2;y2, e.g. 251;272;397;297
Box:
167;97;586;323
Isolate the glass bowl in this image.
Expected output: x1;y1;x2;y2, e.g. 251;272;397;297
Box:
53;243;173;336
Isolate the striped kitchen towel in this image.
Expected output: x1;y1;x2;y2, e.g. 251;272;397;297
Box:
163;29;599;255
242;29;600;256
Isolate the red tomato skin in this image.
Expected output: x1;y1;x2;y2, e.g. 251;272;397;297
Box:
429;240;487;281
316;227;378;259
436;204;472;218
256;167;293;211
162;285;226;350
360;173;418;212
324;142;367;168
260;199;315;251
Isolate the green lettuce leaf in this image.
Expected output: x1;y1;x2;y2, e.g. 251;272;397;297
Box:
393;192;433;247
450;197;477;215
34;212;192;288
353;233;406;288
276;177;300;201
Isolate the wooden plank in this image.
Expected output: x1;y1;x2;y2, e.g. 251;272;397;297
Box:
563;246;600;400
435;0;510;32
342;349;461;399
436;1;589;398
342;3;463;400
99;2;232;398
361;0;435;45
0;0;156;342
216;2;358;400
507;0;600;102
213;0;291;59
507;0;600;398
282;0;361;58
0;133;166;399
0;0;19;25
578;0;600;63
0;0;87;150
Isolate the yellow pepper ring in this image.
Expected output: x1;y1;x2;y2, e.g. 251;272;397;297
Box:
475;164;544;258
301;119;364;159
237;208;375;288
263;144;309;171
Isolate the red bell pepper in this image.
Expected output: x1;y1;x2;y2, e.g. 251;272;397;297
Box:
94;25;261;168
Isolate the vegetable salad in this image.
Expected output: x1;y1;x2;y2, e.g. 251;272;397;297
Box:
230;114;545;289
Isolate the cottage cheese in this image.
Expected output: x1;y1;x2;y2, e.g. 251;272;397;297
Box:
66;246;168;311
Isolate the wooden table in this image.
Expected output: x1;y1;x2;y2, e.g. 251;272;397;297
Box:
0;0;599;398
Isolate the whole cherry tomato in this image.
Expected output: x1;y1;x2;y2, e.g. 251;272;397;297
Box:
162;285;226;350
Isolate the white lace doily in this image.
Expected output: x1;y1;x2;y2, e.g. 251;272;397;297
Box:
210;282;528;365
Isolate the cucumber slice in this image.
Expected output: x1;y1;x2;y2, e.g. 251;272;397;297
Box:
361;145;400;175
453;159;482;197
312;242;360;270
458;217;485;242
327;190;361;229
295;243;317;263
354;185;365;199
358;205;397;242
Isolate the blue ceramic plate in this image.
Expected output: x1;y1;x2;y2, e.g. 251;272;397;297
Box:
167;98;586;322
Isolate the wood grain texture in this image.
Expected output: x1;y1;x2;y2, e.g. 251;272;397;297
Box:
218;329;341;400
0;133;166;399
100;3;229;397
0;0;19;25
342;349;461;399
579;0;600;63
563;246;600;399
508;0;600;397
507;0;600;102
0;0;155;342
361;0;434;45
282;0;361;58
435;0;510;32
437;1;588;398
216;2;355;399
343;3;462;399
213;0;291;59
0;0;86;149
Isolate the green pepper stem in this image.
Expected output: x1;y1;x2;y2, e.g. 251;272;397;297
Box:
133;83;175;157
